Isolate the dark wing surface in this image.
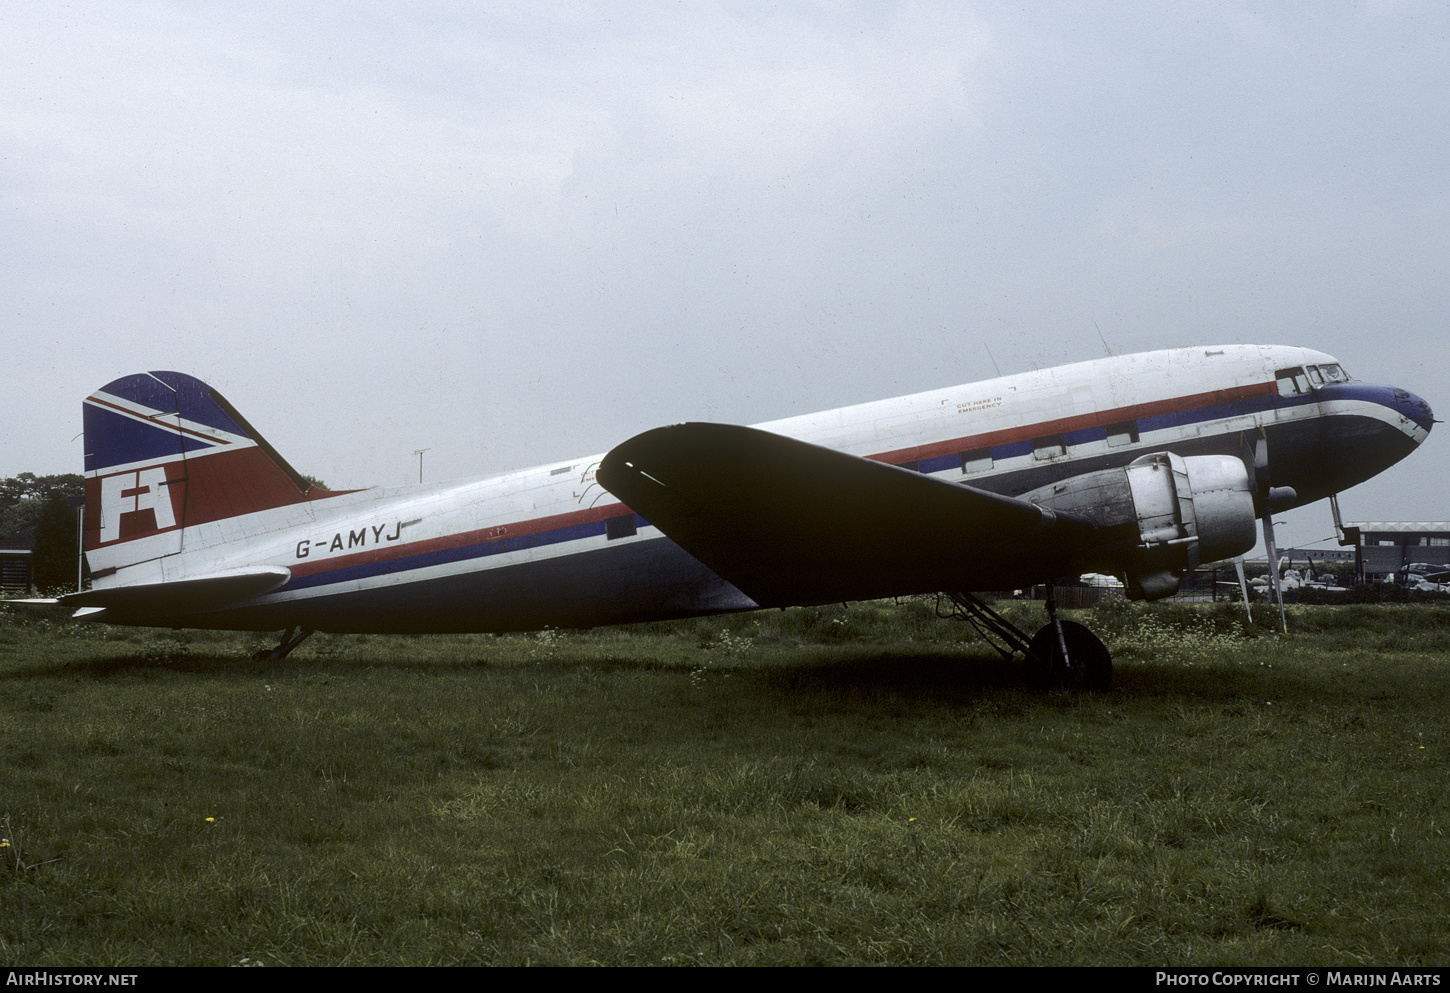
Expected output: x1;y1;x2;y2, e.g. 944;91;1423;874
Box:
598;423;1097;607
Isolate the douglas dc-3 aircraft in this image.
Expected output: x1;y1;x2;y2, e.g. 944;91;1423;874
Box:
20;344;1433;688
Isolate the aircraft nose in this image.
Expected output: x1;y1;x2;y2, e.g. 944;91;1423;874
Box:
1321;382;1434;437
1302;381;1432;500
1392;386;1435;434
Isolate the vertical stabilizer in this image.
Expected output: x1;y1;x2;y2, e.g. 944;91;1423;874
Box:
83;372;326;579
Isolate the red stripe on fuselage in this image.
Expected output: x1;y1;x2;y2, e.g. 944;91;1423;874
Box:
287;501;633;579
866;381;1277;466
284;380;1276;584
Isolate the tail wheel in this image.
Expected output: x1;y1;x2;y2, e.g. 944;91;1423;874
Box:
1025;620;1112;691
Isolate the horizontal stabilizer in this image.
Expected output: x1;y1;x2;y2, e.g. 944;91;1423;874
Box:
598;423;1098;606
54;567;290;617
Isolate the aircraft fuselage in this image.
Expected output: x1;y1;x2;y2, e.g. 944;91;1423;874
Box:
76;344;1433;633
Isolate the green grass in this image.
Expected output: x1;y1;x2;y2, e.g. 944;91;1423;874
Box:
1;598;1447;965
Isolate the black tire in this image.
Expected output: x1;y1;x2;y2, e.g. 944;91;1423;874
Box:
1024;620;1112;691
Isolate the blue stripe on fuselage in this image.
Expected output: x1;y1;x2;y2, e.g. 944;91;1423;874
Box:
282;514;647;592
281;383;1346;594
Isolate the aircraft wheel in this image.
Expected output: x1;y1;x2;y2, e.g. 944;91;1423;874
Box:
1025;620;1112;691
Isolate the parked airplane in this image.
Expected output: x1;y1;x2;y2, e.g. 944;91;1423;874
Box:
15;345;1433;688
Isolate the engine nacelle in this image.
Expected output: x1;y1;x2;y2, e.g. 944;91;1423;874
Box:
1020;452;1257;600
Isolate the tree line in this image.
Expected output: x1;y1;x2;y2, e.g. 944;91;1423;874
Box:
1;473;85;593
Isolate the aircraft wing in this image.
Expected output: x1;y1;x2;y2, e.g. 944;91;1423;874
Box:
597;423;1099;607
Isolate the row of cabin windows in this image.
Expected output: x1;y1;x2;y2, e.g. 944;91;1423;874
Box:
953;419;1142;474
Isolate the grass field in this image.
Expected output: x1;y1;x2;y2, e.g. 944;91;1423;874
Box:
1;597;1447;966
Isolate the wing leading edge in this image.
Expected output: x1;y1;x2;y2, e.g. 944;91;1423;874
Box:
598;423;1098;607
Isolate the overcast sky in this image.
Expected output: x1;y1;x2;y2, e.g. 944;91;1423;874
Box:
4;1;1445;555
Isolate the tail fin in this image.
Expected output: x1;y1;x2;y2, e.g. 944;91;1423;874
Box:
83;372;328;576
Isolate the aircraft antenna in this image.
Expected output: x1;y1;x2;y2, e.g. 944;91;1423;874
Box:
983;344;1002;377
414;448;430;484
1094;321;1114;356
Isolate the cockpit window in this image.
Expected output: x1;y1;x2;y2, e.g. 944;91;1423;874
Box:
1275;367;1310;396
1277;364;1348;395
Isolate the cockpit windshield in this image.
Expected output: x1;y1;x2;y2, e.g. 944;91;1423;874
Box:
1276;363;1350;396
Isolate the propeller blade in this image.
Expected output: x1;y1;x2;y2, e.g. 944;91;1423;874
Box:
1249;430;1288;632
1234;556;1253;623
1262;515;1288;634
1253;431;1270;495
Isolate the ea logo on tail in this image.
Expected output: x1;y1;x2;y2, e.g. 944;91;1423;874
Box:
98;467;178;543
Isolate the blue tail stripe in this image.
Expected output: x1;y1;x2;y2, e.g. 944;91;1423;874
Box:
83;404;223;473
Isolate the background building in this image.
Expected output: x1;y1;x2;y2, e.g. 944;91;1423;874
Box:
0;526;35;594
1348;522;1450;583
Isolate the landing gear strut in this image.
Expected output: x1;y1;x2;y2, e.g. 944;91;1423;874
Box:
1024;601;1112;690
254;626;314;661
944;588;1112;690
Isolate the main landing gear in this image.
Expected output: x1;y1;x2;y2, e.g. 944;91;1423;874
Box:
253;626;314;661
943;590;1112;691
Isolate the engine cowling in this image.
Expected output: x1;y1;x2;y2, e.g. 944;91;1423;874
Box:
1019;452;1257;600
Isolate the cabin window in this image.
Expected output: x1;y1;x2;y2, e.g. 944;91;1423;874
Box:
1306;365;1324;388
605;514;637;540
1275;367;1310;396
1032;434;1066;460
960;448;992;474
1319;363;1348;383
1106;420;1139;447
